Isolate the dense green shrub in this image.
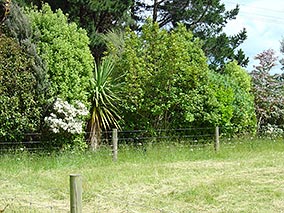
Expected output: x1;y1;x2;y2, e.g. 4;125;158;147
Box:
3;3;49;98
0;35;41;141
224;61;256;129
209;71;235;127
110;21;215;130
107;21;256;132
27;4;94;105
209;61;256;131
23;4;96;147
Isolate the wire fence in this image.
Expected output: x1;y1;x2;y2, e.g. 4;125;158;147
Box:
0;126;283;212
0;126;283;152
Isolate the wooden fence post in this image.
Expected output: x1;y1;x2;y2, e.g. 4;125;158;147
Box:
112;129;118;162
70;174;82;213
214;126;220;152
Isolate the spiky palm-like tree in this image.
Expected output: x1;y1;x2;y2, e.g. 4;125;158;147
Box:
88;57;122;150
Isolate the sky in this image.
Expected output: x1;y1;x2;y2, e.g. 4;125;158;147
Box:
222;0;284;72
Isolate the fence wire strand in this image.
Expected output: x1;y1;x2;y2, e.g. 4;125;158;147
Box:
0;126;283;212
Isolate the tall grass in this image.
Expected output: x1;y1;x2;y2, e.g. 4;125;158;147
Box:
0;137;284;212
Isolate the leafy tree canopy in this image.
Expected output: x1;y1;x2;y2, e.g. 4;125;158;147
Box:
17;0;134;61
15;0;248;69
223;60;251;93
109;20;215;130
132;0;249;70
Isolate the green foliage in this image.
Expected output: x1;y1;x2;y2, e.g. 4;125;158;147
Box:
23;0;134;61
112;21;214;130
3;3;49;99
132;0;249;70
224;62;256;128
0;35;41;141
209;71;235;126
102;29;125;59
88;57;122;149
27;3;94;105
209;61;256;130
1;139;284;212
63;0;133;60
223;61;251;92
0;2;49;142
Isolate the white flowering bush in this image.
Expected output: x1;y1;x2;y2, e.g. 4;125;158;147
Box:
263;124;284;139
44;98;89;134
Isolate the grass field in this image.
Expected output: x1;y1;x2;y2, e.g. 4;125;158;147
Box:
0;138;284;212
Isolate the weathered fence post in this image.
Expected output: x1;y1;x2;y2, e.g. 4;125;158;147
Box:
112;129;118;162
70;174;82;213
214;126;220;152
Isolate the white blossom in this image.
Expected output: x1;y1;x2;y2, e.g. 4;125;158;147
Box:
44;98;89;134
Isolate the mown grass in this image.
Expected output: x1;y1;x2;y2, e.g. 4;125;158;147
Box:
0;138;284;212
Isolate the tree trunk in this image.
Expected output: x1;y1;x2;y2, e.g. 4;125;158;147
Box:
87;121;101;151
153;0;158;23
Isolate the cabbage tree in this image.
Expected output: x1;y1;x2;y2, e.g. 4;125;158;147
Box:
88;57;121;150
